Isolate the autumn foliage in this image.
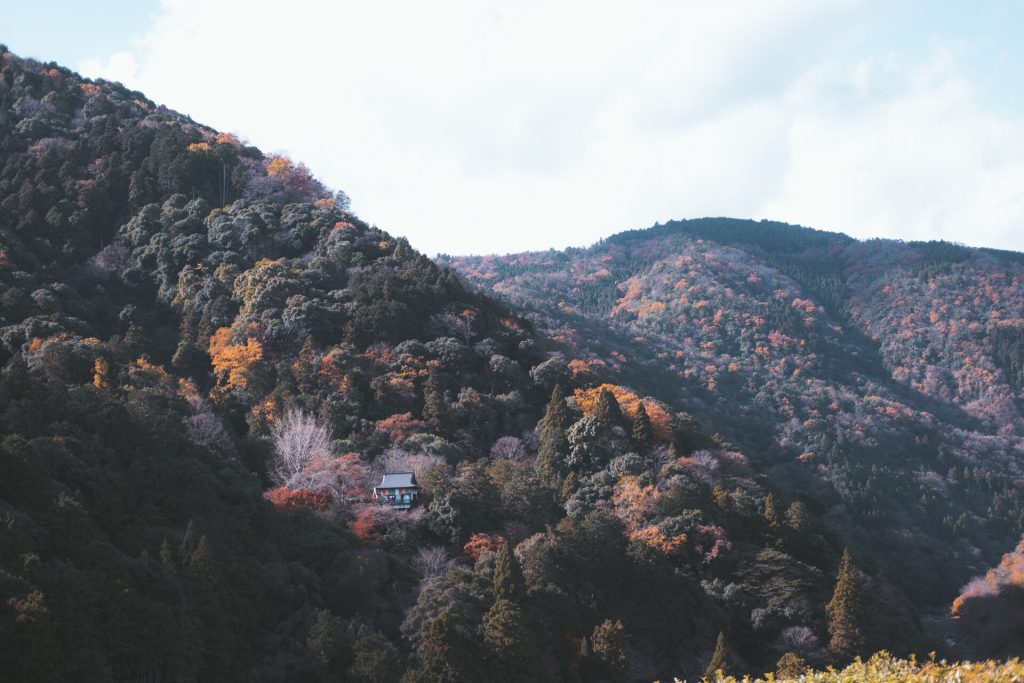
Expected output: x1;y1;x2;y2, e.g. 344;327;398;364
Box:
574;384;672;441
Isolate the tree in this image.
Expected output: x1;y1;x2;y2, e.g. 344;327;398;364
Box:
705;631;735;678
535;385;569;486
483;599;545;682
271;407;333;486
591;619;628;680
493;541;526;602
422;363;447;432
776;651;807;678
592;387;624;429
413;610;486;683
630;401;653;451
349;632;405;683
307;608;344;668
826;549;867;661
763;492;782;530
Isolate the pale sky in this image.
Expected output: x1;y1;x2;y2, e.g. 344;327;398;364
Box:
6;1;1024;255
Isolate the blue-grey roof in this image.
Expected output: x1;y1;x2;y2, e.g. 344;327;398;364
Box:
376;472;418;489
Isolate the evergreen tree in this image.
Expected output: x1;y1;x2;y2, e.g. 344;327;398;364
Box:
414;610;486;683
493;541;526;602
422;363;447;432
350;632;405;683
159;537;174;567
591;619;628;681
307;608;344;668
776;651;808;678
483;599;546;683
763;492;782;529
592;387;624;429
535;385;569;486
705;631;735;678
630;402;653;451
560;471;579;505
826;548;867;661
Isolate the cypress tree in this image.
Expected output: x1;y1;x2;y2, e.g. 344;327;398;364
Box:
416;610;486;683
159;536;174;567
535;385;569;486
630;401;653;451
560;471;579;504
483;599;545;682
826;548;867;661
705;631;735;678
776;651;807;678
493;541;526;602
592;387;623;428
422;363;446;432
591;619;628;675
763;492;782;529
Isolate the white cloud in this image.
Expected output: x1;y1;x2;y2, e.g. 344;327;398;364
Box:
76;0;1024;255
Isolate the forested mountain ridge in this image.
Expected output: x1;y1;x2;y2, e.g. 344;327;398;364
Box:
1;47;1022;682
442;221;1024;647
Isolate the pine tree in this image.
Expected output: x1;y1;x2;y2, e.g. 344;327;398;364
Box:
826;548;867;661
178;519;198;560
776;651;808;678
630;401;653;451
483;599;546;682
493;541;526;602
307;608;344;667
560;471;579;504
535;385;569;486
591;619;627;675
159;536;174;567
415;610;486;683
763;492;782;529
705;631;735;678
592;387;624;428
422;362;446;432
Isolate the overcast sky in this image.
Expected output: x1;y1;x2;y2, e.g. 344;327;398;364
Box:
6;1;1024;255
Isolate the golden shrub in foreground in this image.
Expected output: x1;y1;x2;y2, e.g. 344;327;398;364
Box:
665;651;1024;683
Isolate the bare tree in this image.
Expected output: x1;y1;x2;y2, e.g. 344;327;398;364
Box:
490;436;526;462
185;412;233;451
412;547;456;581
271;407;333;486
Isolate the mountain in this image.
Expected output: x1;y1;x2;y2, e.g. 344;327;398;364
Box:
441;221;1024;641
1;46;1022;682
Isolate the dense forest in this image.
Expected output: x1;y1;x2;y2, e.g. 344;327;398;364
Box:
1;47;1024;682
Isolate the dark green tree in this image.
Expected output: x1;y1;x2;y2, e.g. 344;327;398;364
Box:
590;619;628;682
493;541;526;602
349;632;405;683
592;387;624;429
483;599;546;682
776;651;808;678
535;385;569;486
422;363;447;432
826;549;867;661
763;492;782;530
630;402;653;451
413;610;486;683
705;631;736;678
307;609;345;669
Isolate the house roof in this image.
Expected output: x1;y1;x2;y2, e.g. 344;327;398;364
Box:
376;472;418;489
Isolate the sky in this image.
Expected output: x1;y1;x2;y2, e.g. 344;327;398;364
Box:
5;1;1024;256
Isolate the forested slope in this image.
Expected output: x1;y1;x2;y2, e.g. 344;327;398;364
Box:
1;46;1022;683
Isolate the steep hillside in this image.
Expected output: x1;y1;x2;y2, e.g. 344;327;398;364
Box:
2;47;1022;682
443;219;1024;609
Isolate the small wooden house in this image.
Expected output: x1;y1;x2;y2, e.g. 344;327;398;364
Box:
373;472;420;510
